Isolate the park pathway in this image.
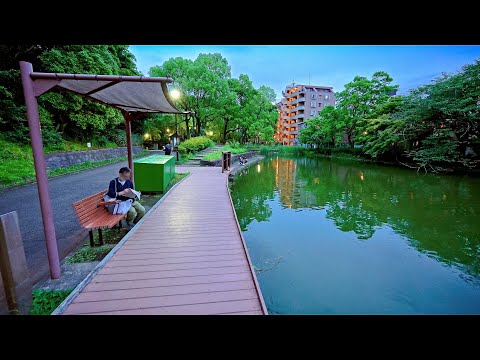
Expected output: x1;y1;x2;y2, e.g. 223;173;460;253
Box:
55;167;267;315
181;145;223;166
0;158;137;285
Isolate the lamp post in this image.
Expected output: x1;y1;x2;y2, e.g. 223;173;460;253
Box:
170;89;181;161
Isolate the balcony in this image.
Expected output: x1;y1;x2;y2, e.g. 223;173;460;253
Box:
286;89;306;98
291;113;305;120
291;97;306;105
285;129;299;135
295;105;305;111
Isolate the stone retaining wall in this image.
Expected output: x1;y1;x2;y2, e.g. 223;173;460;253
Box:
199;150;258;167
45;146;143;170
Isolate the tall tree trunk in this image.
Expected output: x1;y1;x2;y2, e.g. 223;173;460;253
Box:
223;118;230;144
184;115;190;139
196;116;201;136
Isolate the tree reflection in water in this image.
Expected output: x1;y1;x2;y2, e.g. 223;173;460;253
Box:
232;155;480;278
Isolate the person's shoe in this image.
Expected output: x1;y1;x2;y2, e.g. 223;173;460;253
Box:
126;222;135;231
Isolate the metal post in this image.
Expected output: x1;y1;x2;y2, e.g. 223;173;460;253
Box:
124;112;134;183
19;61;61;279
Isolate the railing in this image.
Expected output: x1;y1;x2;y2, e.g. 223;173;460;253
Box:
291;97;306;105
291;113;305;120
222;151;232;173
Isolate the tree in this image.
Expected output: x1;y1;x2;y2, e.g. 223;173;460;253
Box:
38;45;140;140
335;71;398;147
399;61;480;171
0;45;140;145
149;53;231;137
150;57;277;144
299;106;346;147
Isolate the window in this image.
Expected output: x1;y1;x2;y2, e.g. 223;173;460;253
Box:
318;103;322;108
325;95;330;100
311;94;317;99
310;110;316;116
310;102;316;107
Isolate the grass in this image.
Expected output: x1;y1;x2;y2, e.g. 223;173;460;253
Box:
67;245;114;263
176;152;195;164
203;145;249;161
29;289;73;315
65;172;189;263
0;137;149;189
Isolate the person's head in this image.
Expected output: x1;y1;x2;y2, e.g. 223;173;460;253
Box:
119;167;131;180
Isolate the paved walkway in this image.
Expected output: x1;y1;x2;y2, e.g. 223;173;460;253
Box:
181;145;223;166
56;167;267;315
0;159;136;285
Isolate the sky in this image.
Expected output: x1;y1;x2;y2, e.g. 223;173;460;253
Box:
130;45;480;101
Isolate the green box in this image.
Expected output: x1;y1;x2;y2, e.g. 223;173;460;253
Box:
134;155;175;192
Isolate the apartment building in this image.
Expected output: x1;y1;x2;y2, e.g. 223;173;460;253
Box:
275;83;335;146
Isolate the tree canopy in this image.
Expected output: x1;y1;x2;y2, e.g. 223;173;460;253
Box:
0;45;141;149
149;53;277;144
300;62;480;172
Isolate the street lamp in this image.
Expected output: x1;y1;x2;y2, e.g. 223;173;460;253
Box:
170;89;180;100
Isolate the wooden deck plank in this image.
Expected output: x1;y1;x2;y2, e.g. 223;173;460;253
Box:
83;273;254;292
100;259;247;274
67;299;262;315
74;280;255;303
58;167;267;315
65;289;259;314
104;254;245;267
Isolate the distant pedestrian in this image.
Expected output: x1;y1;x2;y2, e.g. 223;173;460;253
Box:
164;143;172;155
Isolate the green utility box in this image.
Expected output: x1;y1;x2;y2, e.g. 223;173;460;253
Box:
134;155;175;192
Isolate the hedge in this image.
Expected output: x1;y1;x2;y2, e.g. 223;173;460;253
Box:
178;136;214;154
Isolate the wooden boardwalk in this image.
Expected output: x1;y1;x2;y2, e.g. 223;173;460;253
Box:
55;167;267;315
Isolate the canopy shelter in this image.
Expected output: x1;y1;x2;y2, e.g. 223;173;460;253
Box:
19;61;187;279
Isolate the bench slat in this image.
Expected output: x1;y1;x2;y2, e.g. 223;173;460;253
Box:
73;190;125;230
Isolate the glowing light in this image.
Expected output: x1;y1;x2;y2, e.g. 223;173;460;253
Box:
257;164;261;173
207;131;213;136
360;175;364;181
363;131;368;135
144;133;150;139
170;89;180;99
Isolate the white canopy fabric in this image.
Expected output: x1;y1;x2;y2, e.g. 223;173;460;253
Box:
55;79;186;113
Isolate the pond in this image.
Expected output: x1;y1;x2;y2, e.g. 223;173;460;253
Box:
231;155;480;314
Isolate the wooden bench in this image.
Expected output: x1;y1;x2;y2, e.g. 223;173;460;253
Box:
72;190;126;247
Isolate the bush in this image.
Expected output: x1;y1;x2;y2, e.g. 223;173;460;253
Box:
42;129;65;151
203;144;248;161
314;147;364;156
30;289;73;315
177;136;214;154
109;129;143;147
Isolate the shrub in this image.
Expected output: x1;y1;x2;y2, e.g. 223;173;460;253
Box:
177;136;214;154
30;289;73;315
109;129;143;147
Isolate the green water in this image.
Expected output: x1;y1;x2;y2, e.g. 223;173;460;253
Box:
231;156;480;314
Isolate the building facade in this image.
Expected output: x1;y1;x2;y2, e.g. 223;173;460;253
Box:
275;83;335;146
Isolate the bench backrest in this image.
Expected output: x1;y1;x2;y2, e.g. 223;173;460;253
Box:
72;190;110;228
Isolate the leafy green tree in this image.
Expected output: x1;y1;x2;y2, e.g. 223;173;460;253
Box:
0;45;139;145
149;53;231;137
396;60;480;172
335;71;398;147
150;57;277;144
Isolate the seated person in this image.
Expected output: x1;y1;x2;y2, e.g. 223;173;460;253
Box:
240;156;248;165
107;167;145;230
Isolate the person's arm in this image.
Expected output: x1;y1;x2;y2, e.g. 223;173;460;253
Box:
128;179;134;190
107;180;117;198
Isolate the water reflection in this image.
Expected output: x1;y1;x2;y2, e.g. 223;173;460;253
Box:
232;155;480;280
